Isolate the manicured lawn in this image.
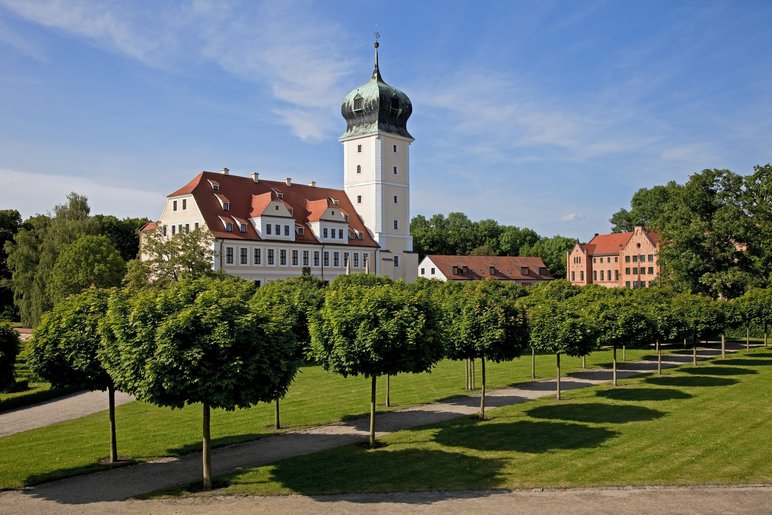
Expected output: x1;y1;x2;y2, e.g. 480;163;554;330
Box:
0;347;666;490
213;348;772;495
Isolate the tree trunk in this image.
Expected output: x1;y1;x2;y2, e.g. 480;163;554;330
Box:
369;375;377;448
692;337;697;366
274;396;280;430
480;357;486;420
612;346;618;386
203;402;212;491
656;341;661;375
531;347;536;379
464;358;469;390
721;334;726;359
683;337;687;349
765;322;768;347
108;385;117;463
386;375;391;407
622;345;626;361
471;358;475;389
581;354;586;369
746;326;750;350
556;353;561;400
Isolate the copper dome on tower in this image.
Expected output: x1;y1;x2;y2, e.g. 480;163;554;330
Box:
340;41;413;141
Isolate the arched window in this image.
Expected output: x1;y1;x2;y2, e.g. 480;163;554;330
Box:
356;165;362;174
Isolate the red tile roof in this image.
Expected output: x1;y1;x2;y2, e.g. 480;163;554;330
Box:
166;171;378;247
426;255;553;281
587;232;633;255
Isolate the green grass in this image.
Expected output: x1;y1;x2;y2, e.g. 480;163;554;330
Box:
211;348;772;495
0;346;672;490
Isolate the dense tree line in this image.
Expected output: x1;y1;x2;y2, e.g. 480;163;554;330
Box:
2;194;148;326
610;165;772;298
410;212;575;278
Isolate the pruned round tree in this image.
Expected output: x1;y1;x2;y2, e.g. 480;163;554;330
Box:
251;276;325;428
0;322;20;392
672;293;725;365
30;288;120;461
310;281;444;447
101;276;297;490
443;280;529;419
47;235;125;305
587;294;653;386
529;301;594;399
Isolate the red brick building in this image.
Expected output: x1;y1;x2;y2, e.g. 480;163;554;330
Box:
567;226;660;288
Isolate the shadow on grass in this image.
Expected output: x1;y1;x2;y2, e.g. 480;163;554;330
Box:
644;376;737;387
711;358;772;367
525;403;664;424
680;366;757;377
234;449;507;498
595;388;692;401
434;420;617;453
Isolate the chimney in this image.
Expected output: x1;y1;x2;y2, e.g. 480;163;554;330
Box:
309;180;316;187
221;167;229;175
594;233;599;237
251;172;259;183
284;177;292;186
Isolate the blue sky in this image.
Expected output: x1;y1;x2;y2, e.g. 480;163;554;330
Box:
1;0;771;240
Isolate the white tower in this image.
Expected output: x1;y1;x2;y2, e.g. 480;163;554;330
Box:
340;39;418;282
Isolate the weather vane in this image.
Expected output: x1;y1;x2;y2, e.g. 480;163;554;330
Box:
374;27;380;48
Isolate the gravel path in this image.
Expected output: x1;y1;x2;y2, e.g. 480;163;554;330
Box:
0;389;135;437
1;485;769;514
0;342;762;513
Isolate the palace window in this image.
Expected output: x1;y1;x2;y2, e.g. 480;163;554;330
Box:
292;250;299;266
333;252;340;267
323;252;330;267
280;249;287;266
182;199;187;210
240;248;247;265
353;253;359;268
225;247;234;265
303;251;309;266
267;249;275;265
173;200;177;211
254;248;261;265
314;251;320;267
266;224;272;235
394;255;399;267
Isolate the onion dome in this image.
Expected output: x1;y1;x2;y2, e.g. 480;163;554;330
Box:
340;40;413;141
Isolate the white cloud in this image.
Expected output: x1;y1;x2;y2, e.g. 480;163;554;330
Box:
560;213;585;222
0;0;354;141
0;168;164;220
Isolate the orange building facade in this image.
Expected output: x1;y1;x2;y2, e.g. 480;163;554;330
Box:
567;226;660;288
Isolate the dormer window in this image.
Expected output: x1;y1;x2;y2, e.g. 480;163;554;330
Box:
223;202;230;211
489;266;496;275
239;223;247;233
296;226;305;236
539;267;548;276
208;179;220;191
275;205;279;211
521;267;529;275
225;222;233;232
353;95;363;111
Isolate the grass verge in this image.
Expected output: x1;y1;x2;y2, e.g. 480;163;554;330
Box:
0;347;671;490
203;348;772;496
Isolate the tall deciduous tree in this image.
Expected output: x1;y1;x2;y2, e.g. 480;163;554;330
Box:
520;236;576;279
444;280;529;419
310;282;444;447
0;322;20;392
47;235;125;304
0;210;22;320
102;277;297;490
29;288;120;460
529;301;594;399
123;226;215;288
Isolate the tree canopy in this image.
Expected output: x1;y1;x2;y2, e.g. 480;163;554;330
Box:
0;322;20;392
47;235;125;304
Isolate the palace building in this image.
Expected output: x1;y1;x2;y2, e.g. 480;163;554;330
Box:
144;41;419;284
418;255;553;285
566;226;660;288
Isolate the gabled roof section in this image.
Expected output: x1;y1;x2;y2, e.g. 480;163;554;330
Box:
587;232;634;255
426;255;553;281
165;171;378;246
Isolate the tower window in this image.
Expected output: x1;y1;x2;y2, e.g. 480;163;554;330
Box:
173;200;177;211
357;195;362;204
393;195;398;204
393;144;398;153
394;255;399;267
393;166;398;175
357;165;362;174
393;219;399;230
357;144;362;153
353;95;363;111
182;199;187;210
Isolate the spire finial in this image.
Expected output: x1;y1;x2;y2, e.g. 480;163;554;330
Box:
372;29;382;81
